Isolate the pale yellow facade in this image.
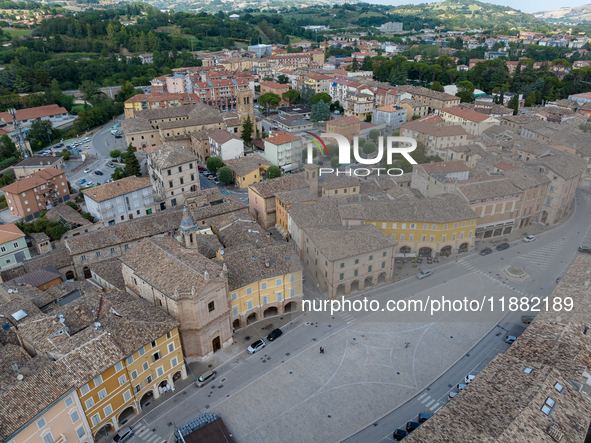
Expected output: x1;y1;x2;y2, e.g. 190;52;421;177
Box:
8;391;92;443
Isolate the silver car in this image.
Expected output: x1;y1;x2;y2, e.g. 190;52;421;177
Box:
416;269;432;279
110;427;133;443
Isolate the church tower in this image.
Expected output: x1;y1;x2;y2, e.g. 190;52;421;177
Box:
304;163;319;197
178;206;198;249
236;86;254;123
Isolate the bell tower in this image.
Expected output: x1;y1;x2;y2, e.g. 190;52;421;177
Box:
178;207;198;249
236;86;254;122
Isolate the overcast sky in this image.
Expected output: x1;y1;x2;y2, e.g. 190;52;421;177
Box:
366;0;591;14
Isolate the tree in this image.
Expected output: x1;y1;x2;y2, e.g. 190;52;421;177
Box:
299;85;315;106
112;167;126;181
525;91;536;107
282;89;300;104
363;141;376;156
277;74;289;84
0;134;17;159
412;114;421;121
80;80;99;107
446;68;458;85
326;144;338;157
267;165;281;179
206;157;223;174
429;64;444;82
330;156;340;168
430;81;444;93
110;149;122;159
368;129;380;142
217;166;233;184
388;64;407;85
310;100;331;122
311;93;332;105
60;149;70;161
302;147;318;161
26;118;57;149
241;115;254;145
508;94;519;115
258;92;281;115
123;144;141;177
456;81;475;103
351;57;359;72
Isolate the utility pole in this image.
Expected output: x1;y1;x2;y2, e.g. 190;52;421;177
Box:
8;108;29;159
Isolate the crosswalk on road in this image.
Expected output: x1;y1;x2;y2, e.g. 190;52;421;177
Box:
518;237;568;269
417;392;442;412
132;423;165;443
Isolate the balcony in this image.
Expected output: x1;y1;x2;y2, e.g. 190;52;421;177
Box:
55;434;67;443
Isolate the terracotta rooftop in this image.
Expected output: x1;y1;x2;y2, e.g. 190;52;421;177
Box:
401;121;468;138
0;168;66;194
249;173;309;199
264;132;301;146
458;178;521;201
82;176;152;203
223;155;271;177
526;154;587;180
260;80;289;90
0;104;67;124
220;243;302;291
0;224;26;245
339;194;477;224
148;143;197;170
119;237;223;299
304;225;396;262
420;160;470;174
208;129;242;145
327;116;361;127
11;156;62;168
45;205;92;227
439;106;493;123
4;266;62;289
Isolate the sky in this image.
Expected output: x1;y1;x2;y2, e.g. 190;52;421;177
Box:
364;0;591;14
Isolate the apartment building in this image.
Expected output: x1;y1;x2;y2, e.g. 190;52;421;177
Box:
457;178;522;238
525;154;585;225
344;93;374;121
398;86;461;111
302;224;397;298
411;161;471;198
261;131;302;173
399;99;429;121
223;155;271;188
340;194;478;257
208;129;244;161
260;80;290;97
0;104;69;129
502;168;551;229
325;116;361;143
82;176;155;225
436;107;500;136
305;74;332;94
400;121;469;155
11;156;64;180
265;53;312;67
1;168;70;221
372;104;408;126
147;143;199;210
0;223;31;268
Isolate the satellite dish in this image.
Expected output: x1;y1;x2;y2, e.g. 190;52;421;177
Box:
16;374;24;381
7;289;13;294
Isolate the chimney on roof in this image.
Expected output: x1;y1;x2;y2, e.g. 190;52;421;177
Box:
585;326;589;335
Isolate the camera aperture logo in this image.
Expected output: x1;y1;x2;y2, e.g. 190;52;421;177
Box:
303;132;418;177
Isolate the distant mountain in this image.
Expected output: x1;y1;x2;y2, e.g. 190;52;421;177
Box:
532;4;591;22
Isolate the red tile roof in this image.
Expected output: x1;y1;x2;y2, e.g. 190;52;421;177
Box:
1;168;66;194
440;107;491;123
0;104;67;123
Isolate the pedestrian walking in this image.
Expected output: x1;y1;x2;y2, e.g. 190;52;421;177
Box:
320;346;324;355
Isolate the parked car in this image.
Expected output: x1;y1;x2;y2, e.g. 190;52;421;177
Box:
480;248;492;256
416;269;432;279
464;375;476;384
84;168;92;173
267;328;283;341
107;163;115;168
418;413;432;423
406;421;421;433
86;181;94;186
83;137;90;142
195;369;217;387
448;391;457;399
523;235;536;242
505;335;516;344
247;339;266;354
198;166;207;171
95;170;104;176
110;427;133;443
392;429;408;440
214;179;221;185
115;135;122;138
456;383;467;391
108;178;114;183
77;178;86;185
521;316;535;324
579;246;591;254
496;242;510;251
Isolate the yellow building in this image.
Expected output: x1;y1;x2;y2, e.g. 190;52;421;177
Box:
124;94;148;118
223;155;271;188
274;189;316;238
125;327;187;410
310;50;325;65
221;244;304;329
320;175;360;197
339;194;479;257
